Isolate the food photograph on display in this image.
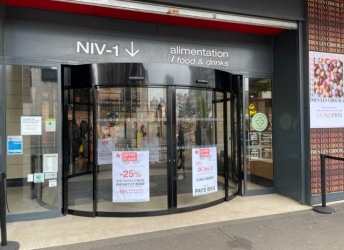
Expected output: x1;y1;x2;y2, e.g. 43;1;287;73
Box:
312;56;343;99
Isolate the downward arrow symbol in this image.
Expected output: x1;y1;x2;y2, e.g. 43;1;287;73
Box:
125;41;139;57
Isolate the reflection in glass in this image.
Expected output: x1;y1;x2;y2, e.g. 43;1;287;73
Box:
176;88;225;208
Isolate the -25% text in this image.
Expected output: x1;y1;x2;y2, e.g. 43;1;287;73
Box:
120;170;141;178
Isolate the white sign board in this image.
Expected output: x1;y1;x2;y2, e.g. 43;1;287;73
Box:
43;154;58;172
192;147;218;196
98;138;115;165
49;179;57;187
112;151;150;202
27;174;33;182
21;116;42;135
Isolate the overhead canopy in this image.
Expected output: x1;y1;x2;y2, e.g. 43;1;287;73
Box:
1;0;297;36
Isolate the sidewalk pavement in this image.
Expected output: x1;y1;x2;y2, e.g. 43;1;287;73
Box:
43;202;344;250
5;194;343;250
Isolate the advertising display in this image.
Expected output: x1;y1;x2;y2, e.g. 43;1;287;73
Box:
309;51;344;128
308;1;344;196
192;147;217;196
112;151;150;202
98;138;116;165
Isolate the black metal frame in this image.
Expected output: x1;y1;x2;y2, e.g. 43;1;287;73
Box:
167;86;177;209
0;172;20;249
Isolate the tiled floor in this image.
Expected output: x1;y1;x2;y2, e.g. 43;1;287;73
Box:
6;193;312;250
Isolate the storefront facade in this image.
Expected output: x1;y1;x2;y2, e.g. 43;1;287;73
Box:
0;0;310;221
308;0;344;204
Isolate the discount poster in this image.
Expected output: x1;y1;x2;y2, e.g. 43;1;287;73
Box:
192;147;217;196
112;151;150;202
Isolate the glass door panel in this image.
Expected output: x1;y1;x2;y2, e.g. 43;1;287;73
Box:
96;87;168;212
244;78;274;192
176;88;225;208
227;92;239;195
215;92;226;193
66;88;93;212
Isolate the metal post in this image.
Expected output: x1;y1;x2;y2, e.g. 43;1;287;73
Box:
320;154;326;207
0;172;20;250
0;173;7;246
313;154;335;214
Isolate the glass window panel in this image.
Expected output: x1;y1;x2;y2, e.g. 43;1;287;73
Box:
6;65;59;214
245;78;274;190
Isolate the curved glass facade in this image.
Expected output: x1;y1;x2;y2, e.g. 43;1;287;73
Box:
62;63;239;216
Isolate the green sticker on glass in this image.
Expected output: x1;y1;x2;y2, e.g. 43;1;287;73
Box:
251;113;268;132
33;173;44;183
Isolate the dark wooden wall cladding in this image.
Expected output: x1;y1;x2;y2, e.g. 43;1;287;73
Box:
309;0;344;196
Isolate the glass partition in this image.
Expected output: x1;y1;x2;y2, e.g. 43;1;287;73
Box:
6;65;59;214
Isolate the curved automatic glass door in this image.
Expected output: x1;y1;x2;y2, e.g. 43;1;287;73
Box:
96;87;168;212
65;88;94;213
62;63;240;216
176;88;226;207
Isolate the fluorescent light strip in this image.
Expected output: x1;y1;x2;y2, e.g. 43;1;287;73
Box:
58;0;298;29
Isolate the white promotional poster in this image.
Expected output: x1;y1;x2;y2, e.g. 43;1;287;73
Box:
21;116;42;135
309;51;344;128
192;147;217;196
112;151;150;202
98;138;116;165
43;154;58;172
141;137;159;162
